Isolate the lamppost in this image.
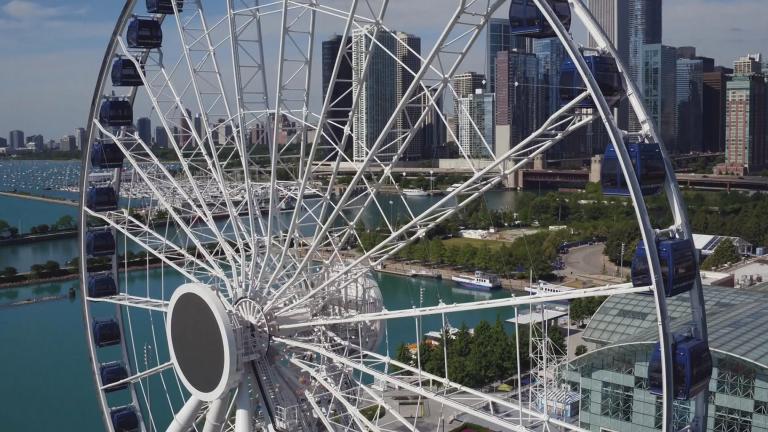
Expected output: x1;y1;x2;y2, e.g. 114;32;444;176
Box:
389;200;394;227
429;170;434;193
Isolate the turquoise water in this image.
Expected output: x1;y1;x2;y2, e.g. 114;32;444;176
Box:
0;270;518;431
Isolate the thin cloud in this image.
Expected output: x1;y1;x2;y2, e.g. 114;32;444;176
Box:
1;0;85;20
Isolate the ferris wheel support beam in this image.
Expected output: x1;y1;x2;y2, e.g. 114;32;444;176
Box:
569;1;710;429
166;397;204;432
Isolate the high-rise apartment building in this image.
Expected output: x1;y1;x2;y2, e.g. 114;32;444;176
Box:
137;117;152;146
394;32;424;160
352;27;397;162
676;58;704;153
27;134;45;151
456;89;495;159
486;18;530;94
321;35;353;155
60;135;77;152
9;130;24;150
0;138;7;148
641;44;678;152
75;128;87;151
718;56;766;175
702;67;731;153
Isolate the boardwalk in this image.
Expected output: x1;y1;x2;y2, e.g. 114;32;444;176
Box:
0;191;78;207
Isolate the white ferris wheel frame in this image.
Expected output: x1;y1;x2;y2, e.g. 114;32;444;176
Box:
77;0;710;431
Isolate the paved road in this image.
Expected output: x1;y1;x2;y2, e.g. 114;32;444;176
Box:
0;191;78;207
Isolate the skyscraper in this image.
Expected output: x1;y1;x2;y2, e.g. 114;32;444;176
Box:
75;128;87;151
321;35;353;156
421;88;446;159
496;50;539;148
28;134;45;151
676;58;704;153
453;72;487;147
137;117;152;146
352;27;398;162
486;18;530;94
394;32;424;160
702;67;731;153
718;55;766;175
589;0;661;129
0;138;7;148
641;44;678;152
9;130;24;150
155;126;168;148
532;38;565;118
60;135;77;152
456;89;495;159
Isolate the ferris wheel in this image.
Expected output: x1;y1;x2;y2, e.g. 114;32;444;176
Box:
78;0;711;431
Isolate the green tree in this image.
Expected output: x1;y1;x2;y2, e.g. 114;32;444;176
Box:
30;264;45;278
702;239;741;270
44;260;61;273
575;345;588;356
54;215;75;230
1;267;17;278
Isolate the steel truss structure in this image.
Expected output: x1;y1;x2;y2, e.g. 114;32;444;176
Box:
78;0;708;431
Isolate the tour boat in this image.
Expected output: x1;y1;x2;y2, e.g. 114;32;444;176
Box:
403;188;428;197
451;271;502;291
446;183;463;193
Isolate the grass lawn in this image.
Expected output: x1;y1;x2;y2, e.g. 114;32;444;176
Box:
443;237;506;250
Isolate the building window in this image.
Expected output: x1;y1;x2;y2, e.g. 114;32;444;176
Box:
600;383;633;422
714;406;753;432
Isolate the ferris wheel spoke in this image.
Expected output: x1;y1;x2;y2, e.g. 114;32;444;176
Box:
83;208;220;283
278;283;650;328
165;397;204;432
201;396;230;432
99;361;175;392
88;293;169;312
172;0;254;279
275;94;596;313
116;40;246;283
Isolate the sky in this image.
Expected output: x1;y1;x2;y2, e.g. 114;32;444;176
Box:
0;0;766;141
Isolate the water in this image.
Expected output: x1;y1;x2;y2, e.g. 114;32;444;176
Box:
0;268;520;430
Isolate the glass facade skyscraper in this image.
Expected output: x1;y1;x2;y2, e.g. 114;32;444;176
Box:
641;44;678;153
496;50;539;148
321;35;353;156
676;58;704;154
486;18;530;94
137;117;152;147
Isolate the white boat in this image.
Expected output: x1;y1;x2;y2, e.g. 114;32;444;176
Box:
451;271;502;291
409;269;442;279
445;183;463;193
403;188;428;197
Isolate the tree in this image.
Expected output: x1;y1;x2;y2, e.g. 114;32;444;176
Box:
1;267;17;278
546;323;565;354
54;215;75;230
44;260;61;273
702;239;742;270
575;345;588;356
30;264;45;278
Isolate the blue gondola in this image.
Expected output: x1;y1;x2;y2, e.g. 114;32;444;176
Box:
111;58;144;87
648;335;712;400
560;55;624;108
90;142;125;169
99;99;133;127
127;18;163;49
93;319;121;347
147;0;183;14
601;142;666;197
509;0;571;38
86;231;116;257
88;274;118;298
631;238;698;297
110;406;140;432
86;187;119;212
100;362;129;392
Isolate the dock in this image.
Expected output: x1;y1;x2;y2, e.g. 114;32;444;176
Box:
0;191;79;207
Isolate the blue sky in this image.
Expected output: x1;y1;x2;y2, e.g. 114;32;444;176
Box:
1;0;766;140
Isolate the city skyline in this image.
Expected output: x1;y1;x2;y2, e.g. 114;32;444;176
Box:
1;0;767;138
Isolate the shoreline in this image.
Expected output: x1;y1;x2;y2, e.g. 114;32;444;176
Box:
0;262;166;290
0;191;79;207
